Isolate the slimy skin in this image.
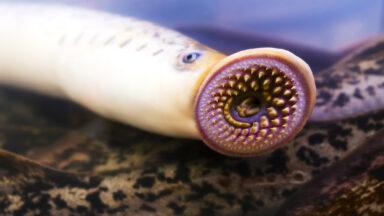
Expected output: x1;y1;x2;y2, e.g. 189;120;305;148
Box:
311;37;384;121
0;3;224;139
0;3;315;156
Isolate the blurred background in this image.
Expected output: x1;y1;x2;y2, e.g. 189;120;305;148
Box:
9;0;383;50
7;0;384;71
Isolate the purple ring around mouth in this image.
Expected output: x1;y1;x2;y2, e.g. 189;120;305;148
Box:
194;48;315;157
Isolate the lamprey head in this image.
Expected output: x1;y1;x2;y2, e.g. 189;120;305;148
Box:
194;48;316;157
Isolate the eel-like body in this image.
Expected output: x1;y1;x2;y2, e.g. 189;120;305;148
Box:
311;36;384;121
0;3;315;156
277;129;384;216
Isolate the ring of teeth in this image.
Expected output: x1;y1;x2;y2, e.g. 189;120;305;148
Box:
196;57;307;155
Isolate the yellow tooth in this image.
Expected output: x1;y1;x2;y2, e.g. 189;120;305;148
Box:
218;89;224;95
283;89;292;96
256;137;262;142
235;129;241;134
220;96;227;101
273;98;285;106
272;69;278;76
291;86;296;91
275;77;282;84
282;124;287;128
248;135;254;141
226;90;233;96
242;129;249;135
229;127;234;132
214;97;219;102
236;74;241;80
282;107;290;114
233;90;239;96
258;71;265;78
250;81;259;90
289;97;297;103
285;81;291;86
244;74;250;82
229;80;235;87
271;119;280;125
273;87;282;95
251;68;256;74
283;116;289;121
267;134;273;139
237;83;244;91
214;84;219;89
263;79;271;88
260;129;267;136
228;74;233;79
260;116;269;127
267;107;277;117
270;127;277;133
250;122;259;133
224;99;230;112
292;105;297;110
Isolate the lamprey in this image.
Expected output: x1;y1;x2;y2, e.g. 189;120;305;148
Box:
0;3;315;156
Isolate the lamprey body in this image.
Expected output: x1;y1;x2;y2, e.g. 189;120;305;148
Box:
0;3;315;156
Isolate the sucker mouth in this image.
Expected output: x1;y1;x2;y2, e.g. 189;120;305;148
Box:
194;48;315;157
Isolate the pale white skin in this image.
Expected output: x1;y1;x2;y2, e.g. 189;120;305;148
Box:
0;3;314;148
0;3;225;138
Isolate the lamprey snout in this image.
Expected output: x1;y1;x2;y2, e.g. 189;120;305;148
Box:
195;48;316;156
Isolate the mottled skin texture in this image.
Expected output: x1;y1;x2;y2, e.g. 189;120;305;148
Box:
277;129;384;216
0;35;384;215
311;35;384;120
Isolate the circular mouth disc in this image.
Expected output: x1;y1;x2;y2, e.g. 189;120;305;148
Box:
194;48;315;157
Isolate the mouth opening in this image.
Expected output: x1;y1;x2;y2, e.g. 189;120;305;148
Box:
194;48;315;157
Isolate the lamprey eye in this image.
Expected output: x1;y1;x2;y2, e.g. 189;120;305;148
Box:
194;48;316;157
182;52;201;63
